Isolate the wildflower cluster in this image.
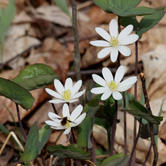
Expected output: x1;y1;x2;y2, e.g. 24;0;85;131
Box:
45;19;138;135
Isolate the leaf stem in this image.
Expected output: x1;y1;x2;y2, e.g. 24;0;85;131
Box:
110;100;118;156
91;133;97;165
49;95;58;114
140;73;158;166
142;142;152;166
128;119;142;166
15;103;27;142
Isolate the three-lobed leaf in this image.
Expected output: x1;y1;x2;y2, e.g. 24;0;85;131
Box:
47;144;91;160
0;77;34;110
13;64;59;91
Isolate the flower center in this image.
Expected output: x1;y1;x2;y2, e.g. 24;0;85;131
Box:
61;117;71;128
110;37;118;47
62;89;71;101
106;81;120;91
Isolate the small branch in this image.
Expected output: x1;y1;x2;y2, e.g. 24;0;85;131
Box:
69;0;81;81
140;73;158;166
110;100;118;156
15;103;27;142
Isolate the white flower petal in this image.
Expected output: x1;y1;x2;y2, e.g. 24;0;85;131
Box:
49;99;66;104
95;27;111;42
102;67;113;81
92;74;106;86
64;78;73;90
48;112;61;120
120;76;137;87
54;79;65;95
117;46;131;56
64;128;71;134
71;80;82;96
98;47;112;59
109;19;118;38
62;104;70;118
114;66;124;83
101;91;112;100
45;120;60;126
118;25;133;41
45;88;63;99
119;34;139;45
72;90;85;99
52;126;66;130
90;40;110;47
113;91;122;100
73;113;86;126
68;99;79;103
110;48;118;62
91;87;106;94
70;105;83;121
117;85;132;92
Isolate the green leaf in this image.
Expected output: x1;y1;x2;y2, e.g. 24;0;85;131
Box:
120;16;139;32
0;77;34;110
99;153;129;166
37;124;52;154
47;144;91;160
121;6;156;17
93;0;112;13
77;99;100;148
137;7;165;38
13;64;59;91
53;0;71;18
0;0;16;47
123;100;163;124
21;122;38;161
140;124;158;139
21;123;52;162
0;121;9;134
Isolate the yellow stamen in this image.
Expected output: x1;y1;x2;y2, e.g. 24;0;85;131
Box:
62;89;71;101
106;81;120;91
110;37;118;47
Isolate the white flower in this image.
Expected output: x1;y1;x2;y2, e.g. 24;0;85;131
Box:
91;66;137;100
45;78;85;104
45;104;86;134
90;19;139;62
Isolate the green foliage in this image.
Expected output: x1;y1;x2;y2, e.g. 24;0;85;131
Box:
93;0;156;17
124;100;163;125
0;0;16;47
137;7;165;38
0;121;9;134
13;64;59;91
21;123;52;162
77;99;100;148
47;144;91;160
120;7;165;38
0;77;34;110
53;0;71;19
99;153;129;166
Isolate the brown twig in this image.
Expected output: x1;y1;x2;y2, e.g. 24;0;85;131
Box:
69;0;81;81
140;73;158;166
